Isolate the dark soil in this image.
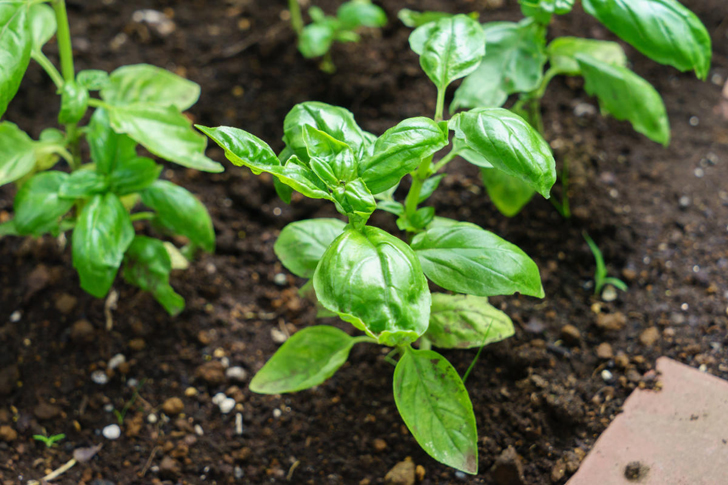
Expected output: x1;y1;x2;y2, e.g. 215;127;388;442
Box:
1;0;727;484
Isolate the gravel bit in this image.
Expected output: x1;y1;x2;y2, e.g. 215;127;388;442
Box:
102;424;121;440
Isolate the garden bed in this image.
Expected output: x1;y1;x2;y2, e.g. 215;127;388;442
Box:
0;0;727;483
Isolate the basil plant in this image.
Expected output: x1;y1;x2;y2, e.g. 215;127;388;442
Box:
288;0;387;73
200;15;554;474
403;0;711;217
0;0;221;315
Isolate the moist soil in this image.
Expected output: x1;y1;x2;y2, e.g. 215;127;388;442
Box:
1;0;727;484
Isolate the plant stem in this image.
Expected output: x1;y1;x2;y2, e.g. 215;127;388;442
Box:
434;87;446;122
403;156;431;224
288;0;304;36
352;336;377;345
31;51;63;89
431;148;459;173
52;0;80;170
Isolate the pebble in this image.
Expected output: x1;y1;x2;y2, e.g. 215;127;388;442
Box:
596;342;614;360
147;414;158;424
55;293;78;314
235;413;244;435
679;195;691;209
273;273;288;286
639;327;660;347
34;402;62;420
560;325;581;345
226;366;248;382
271;328;288;343
384;459;415;485
212;392;227;405
491;446;525;485
185;387;198;397
219;397;236;414
0;425;17;442
234;466;244;479
102;424;121;440
127;378;139;388
108;354;126;370
195;424;204;436
596;312;626;331
601;369;614;382
70;319;95;343
272;408;282;418
373;438;387;452
91;370;109;385
195;361;226;385
573;102;597;117
131;9;176;36
9;311;21;322
601;285;618;302
162;397;184;415
626;369;642;383
615;352;630;369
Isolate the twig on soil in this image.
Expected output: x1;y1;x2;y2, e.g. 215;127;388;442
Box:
104;289;118;331
286;460;300;481
28;458;77;484
139;446;160;477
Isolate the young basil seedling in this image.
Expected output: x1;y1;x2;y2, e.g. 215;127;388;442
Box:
583;231;628;297
33;432;66;449
0;1;220;315
200;15;555;474
402;0;711;217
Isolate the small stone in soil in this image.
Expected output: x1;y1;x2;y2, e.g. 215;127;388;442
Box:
219;397;236;414
271;328;288;343
373;438;387;452
561;325;582;345
34;402;62;420
195;361;226;385
185;387;198;397
273;273;287;286
491;445;525;485
596;343;614;360
0;425;17;442
147;413;158;424
70;319;95;343
108;354;126;370
226;366;247;382
195;424;204;436
55;293;78;314
162;397;184;415
601;285;618;302
102;424;121;440
212;392;227;405
91;370;109;385
639;327;660;347
235;413;243;435
601;370;614;382
9;311;21;322
596;312;627;331
384;459;415;485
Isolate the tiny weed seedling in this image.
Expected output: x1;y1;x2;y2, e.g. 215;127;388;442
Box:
0;0;220;315
401;0;711;217
33;432;65;448
583;231;628;297
289;0;387;72
114;380;146;425
200;15;556;474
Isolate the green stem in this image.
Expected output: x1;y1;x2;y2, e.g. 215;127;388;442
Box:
352;336;377;345
431;148;459;173
288;0;304;36
403;156;431;223
52;0;80;170
434;87;446;122
129;212;155;222
88;98;110;109
31;51;63;89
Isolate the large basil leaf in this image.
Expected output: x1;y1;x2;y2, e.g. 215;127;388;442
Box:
416;15;485;91
29;3;56;51
452;19;546;111
58;169;109;199
109;157;162;196
141;180;215;253
577;54;670;146
250;326;357;394
77;69;109;91
72;193;135;298
426;294;514;349
87;108;138;175
394;348;478;474
481;167;536;217
313;227;431;346
0;3;31;118
14;171;73;236
101;64;201;110
450;108;555;198
547;37;627;76
122;236;185;316
0;122;37;186
583;0;711;80
412;222;544;297
520;0;575;23
337;1;387;29
274;218;347;278
58;81;89;125
107;104;223;173
359;117;448;194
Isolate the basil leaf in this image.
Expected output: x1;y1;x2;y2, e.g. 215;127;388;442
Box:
14;171;73;236
417;15;486;91
520;0;574;23
107;104;223;173
450;108;555;198
250;325;358;394
0;3;31;118
0;122;37;186
583;0;711;80
58;169;109;199
29;3;56;51
337;1;387;30
547;37;627;76
274;218;347;278
58;81;89;125
426;294;514;349
0;220;18;237
313;227;431;346
109;157;162;196
122;236;185;316
452;19;546;111
304;126;358;186
394;348;478;474
576;54;670;146
87;108;138;175
359;117;448;194
377;199;404;216
481;167;536;217
399;9;463;28
299;22;336;58
77;69;109;91
101;64;201;110
141;180;215;253
332;177;377;218
397;206;435;232
411;222;544;298
419;174;445;204
72;193;135;298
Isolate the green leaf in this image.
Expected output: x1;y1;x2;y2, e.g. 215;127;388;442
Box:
547;37;627;76
576;54;670;146
481;168;536;217
141;180;215;253
58;81;89;125
123;236;185;316
101;64;201;110
399;9;471;28
107;104;223;172
299;21;336;58
0;220;17;237
397;206;435;232
520;0;574;23
416;15;486;91
274;218;347;278
250;326;358;394
0;3;31;118
76;69;109;91
359;117;448;194
332;177;377;218
87;108;138;175
337;1;387;29
419;174;445;203
582;0;711;80
72;193;135;298
29;3;56;51
313;226;431;346
58;169;109;199
411;222;544;297
452;19;546;111
0;122;37;186
109;157;162;196
426;294;514;349
377;199;404;216
304;126;358;186
393;347;478;474
450;108;556;198
14;171;73;236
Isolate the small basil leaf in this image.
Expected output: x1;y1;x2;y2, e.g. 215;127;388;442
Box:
304;126;358;185
377;199;404;216
29;3;56;51
393;348;478;474
14;171;73;236
411;222;544;297
58;170;109;199
313;226;431;346
0;122;38;186
274;177;294;204
101;64;201;110
77;69;109;91
333;178;377;218
109;157;162;196
576;54;670;146
274;218;347;278
418;173;445;203
481;167;536;217
337;1;387;30
250;326;357;394
0;3;32;118
399;9;466;28
58;81;89;125
520;0;574;24
0;220;18;237
426;293;514;349
87;108;138;175
141;180;215;253
299;22;336;58
547;37;626;76
72;193;135;298
122;236;185;316
397;206;435;232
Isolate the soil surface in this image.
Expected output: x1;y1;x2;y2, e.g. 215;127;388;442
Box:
1;0;727;484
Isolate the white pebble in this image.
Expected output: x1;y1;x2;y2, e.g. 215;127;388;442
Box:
103;404;114;412
235;413;243;435
273;273;287;286
212;392;227;405
601;285;617;302
102;424;121;440
194;424;204;436
699;364;707;372
226;366;248;382
272;408;282;418
219;397;236;414
127;378;139;388
220;356;230;369
9;311;21;322
108;354;126;370
689;116;699;126
91;370;109;385
601;369;613;382
271;328;288;343
147;413;158;424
